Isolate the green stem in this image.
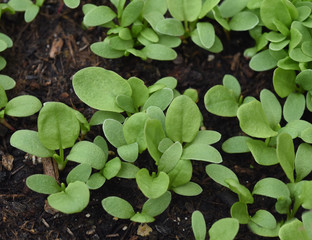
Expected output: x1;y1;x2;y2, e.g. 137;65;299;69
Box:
184;21;189;35
57;147;66;170
288;199;302;220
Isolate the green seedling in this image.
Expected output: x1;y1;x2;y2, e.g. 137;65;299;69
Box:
136;95;222;199
205;74;312;166
192;210;239;240
0;83;42;131
83;0;179;60
206;132;312;238
26;165;90;214
8;0;44;22
102;191;171;223
210;0;259;32
82;0;227;60
10;102;94;170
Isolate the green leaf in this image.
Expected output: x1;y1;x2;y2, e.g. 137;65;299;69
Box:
90;41;124;59
102;157;121;180
123;112;148;152
127;77;149;108
73;67;132;112
93;136;108;160
206;164;238;188
108;36;134;51
0;40;7;52
260;0;292;31
130;212;155;223
87;172;106;190
199;0;220;19
237;100;278;138
156;18;184;37
83;6;116;26
296;69;312;91
142;191;171;217
121;0;144;27
172;181;202;196
167;0;201;22
5;95;41;117
230;202;249;224
246;139;279;166
250;210;277;229
145;119;166;164
277;133;295;182
248;221;280;237
117;143;139;162
226;178;254;204
116;162;139;179
219;0;248;18
143;0;167;15
158;141;182;173
158;138;174;153
296;144;312;182
142;44;177;61
67;141;106;170
192;211;206;240
283;93;305;123
209;218;239;240
167;159;192;188
116;94;135;113
158;35;181;48
8;0;32;11
0;33;12;48
289;48;312;62
222;136;252;153
166;95;201;143
38;102;80;150
229;11;259;31
24;4;39;22
103;119;127;148
249;49;278;71
189;130;221;145
204;85;239;117
273;68;296;98
136;169;169;199
89;111;125;126
222;74;241;99
155;77;177;90
146;106;166;131
26;174;61;194
10;130;54;157
0;56;7;71
300;181;312;209
102;196;135;219
142;88;173;111
182;143;222;163
0;85;8;109
301;127;312;143
64;0;80;8
253;177;290;199
48;181;90;214
66;164;92;184
183;88;198;102
279;219;309;240
260;89;281;129
196;22;215;49
303;211;312;240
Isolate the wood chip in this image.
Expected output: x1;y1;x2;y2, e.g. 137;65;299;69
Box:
2;154;14;171
137;223;152;237
49;38;64;58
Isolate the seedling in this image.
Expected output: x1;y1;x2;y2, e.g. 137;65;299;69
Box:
8;0;45;22
10;102;93;170
26;165;90;214
0;83;42;131
192;210;239;240
81;0;228;60
206;132;312;238
102;191;171;223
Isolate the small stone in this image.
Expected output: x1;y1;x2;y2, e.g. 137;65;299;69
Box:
2;154;14;171
85;213;91;218
207;54;215;62
137;223;152;237
122;226;128;231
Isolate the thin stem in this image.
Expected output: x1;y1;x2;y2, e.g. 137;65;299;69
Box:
0;118;16;131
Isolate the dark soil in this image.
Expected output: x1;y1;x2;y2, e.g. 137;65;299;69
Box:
0;1;282;239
